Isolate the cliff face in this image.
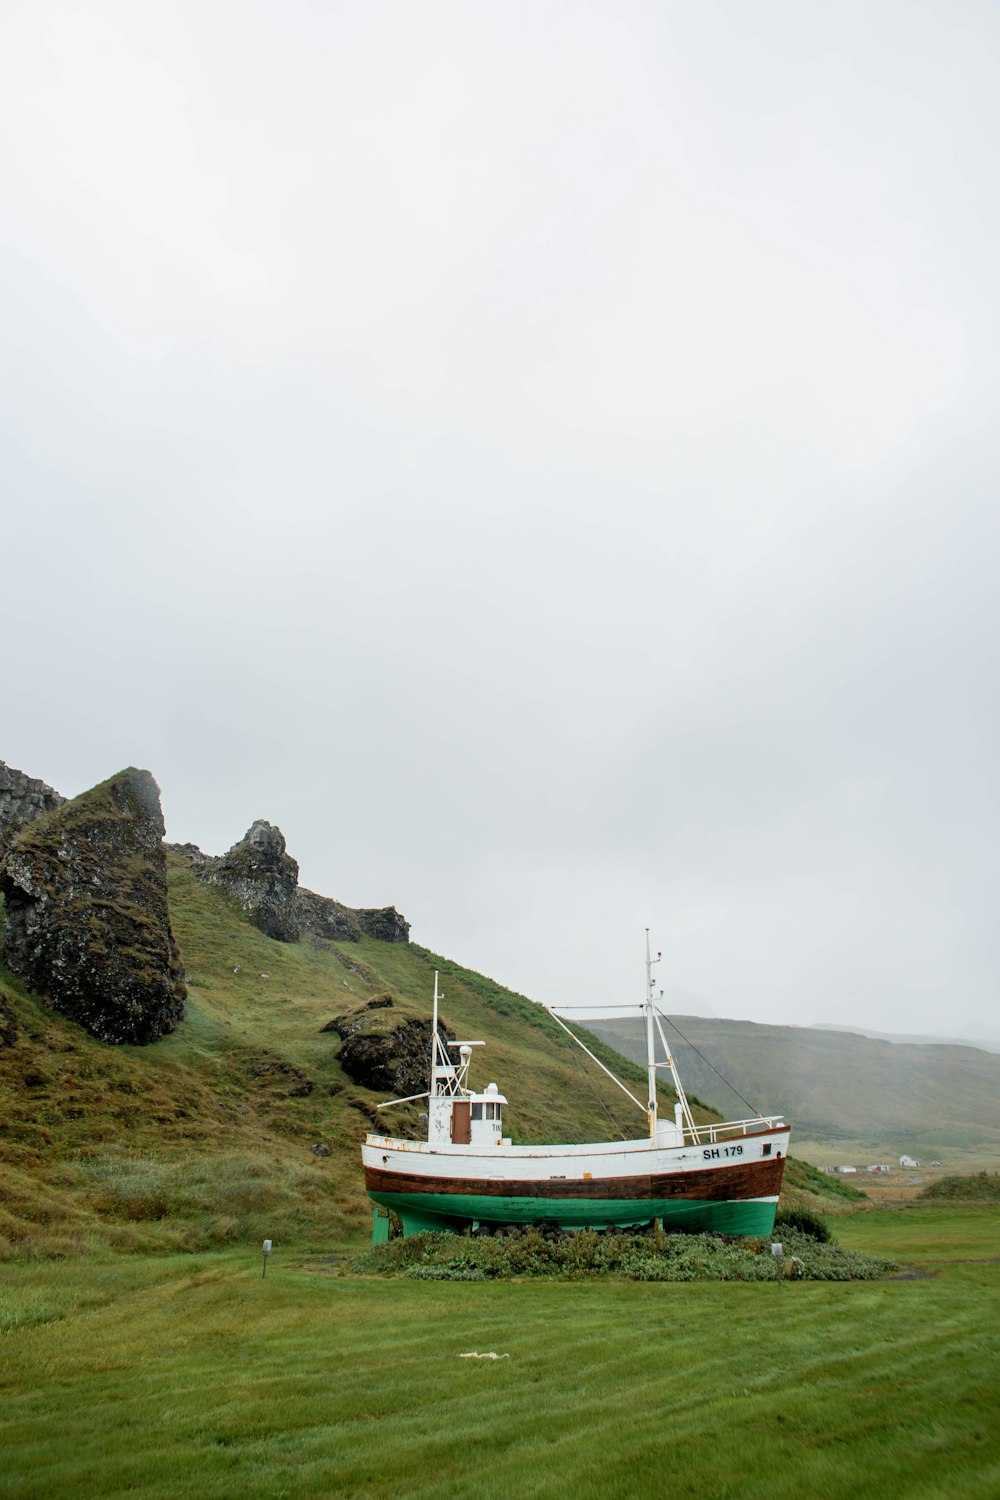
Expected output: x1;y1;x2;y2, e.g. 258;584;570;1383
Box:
207;821;301;942
173;828;411;946
296;887;361;942
354;906;410;943
296;892;411;944
0;762;65;862
0;768;186;1045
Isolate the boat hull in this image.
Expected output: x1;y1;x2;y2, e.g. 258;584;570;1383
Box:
368;1189;780;1236
363;1128;789;1237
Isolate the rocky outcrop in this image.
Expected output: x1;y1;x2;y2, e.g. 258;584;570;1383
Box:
326;995;453;1096
0;769;186;1045
296;887;361;942
354;906;410;944
295;890;408;946
295;893;410;945
172;826;411;946
171;841;214;871
208;821;300;942
320;993;394;1032
0;762;65;862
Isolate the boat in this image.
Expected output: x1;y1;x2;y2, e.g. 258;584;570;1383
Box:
362;936;789;1240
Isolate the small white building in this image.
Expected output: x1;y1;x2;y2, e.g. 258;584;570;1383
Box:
899;1155;920;1168
868;1164;891;1174
834;1165;858;1174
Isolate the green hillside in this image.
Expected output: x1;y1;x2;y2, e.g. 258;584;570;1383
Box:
589;1014;1000;1160
0;858;846;1259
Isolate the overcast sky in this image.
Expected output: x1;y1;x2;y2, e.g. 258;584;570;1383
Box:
2;1;997;1039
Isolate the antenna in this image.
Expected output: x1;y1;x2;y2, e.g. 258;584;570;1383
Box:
429;970;440;1094
643;931;660;1139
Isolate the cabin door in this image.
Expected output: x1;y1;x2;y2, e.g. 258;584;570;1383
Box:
451;1100;471;1144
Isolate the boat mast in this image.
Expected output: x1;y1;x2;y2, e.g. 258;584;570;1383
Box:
430;969;439;1095
644;930;659;1143
546;932;701;1143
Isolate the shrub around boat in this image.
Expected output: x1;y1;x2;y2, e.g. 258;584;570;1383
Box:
351;1223;897;1282
773;1204;833;1242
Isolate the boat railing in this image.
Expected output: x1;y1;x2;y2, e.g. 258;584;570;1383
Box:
686;1115;785;1145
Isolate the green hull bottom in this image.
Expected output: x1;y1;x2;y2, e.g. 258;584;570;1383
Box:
369;1190;778;1239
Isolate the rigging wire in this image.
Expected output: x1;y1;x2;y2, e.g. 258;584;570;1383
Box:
657;1011;761;1117
564;1035;631;1142
545;1009;646;1112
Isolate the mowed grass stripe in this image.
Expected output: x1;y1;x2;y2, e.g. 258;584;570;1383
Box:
1;1233;998;1500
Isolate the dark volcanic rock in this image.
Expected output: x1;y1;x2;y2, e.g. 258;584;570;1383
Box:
354;906;410;944
0;762;65;862
170;841;215;870
0;991;18;1050
329;999;454;1096
210;821;300;942
0;769;186;1045
320;993;394;1033
172;824;411;946
296;890;409;944
296;887;361;942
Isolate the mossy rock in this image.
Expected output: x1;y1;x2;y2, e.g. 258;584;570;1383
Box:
0;769;186;1045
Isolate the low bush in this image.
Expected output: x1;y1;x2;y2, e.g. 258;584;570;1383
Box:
351;1224;896;1283
774;1205;832;1242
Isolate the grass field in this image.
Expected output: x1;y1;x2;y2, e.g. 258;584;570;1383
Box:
1;1205;997;1500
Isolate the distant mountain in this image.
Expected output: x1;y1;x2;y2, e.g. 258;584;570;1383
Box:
588;1013;1000;1148
812;1023;1000;1055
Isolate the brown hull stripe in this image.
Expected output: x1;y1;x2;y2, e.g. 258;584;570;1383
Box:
365;1156;785;1203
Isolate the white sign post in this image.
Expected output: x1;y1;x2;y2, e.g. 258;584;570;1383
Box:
262;1238;273;1278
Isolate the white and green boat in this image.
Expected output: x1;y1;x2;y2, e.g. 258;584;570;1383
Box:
363;938;789;1240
